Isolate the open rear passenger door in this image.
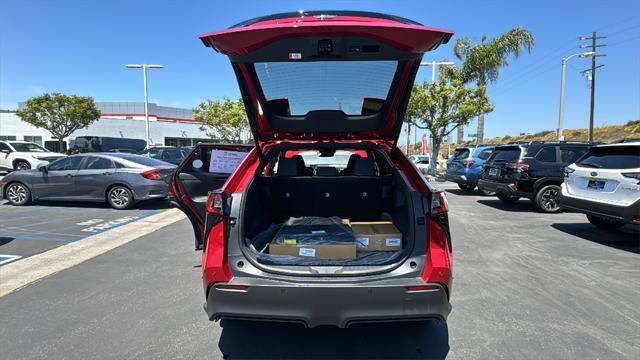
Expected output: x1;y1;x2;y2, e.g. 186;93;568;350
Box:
170;144;253;249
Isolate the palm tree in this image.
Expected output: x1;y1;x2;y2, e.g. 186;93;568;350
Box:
453;27;534;144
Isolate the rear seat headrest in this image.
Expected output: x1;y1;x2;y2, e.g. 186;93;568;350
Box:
277;158;299;177
315;166;338;176
353;158;376;176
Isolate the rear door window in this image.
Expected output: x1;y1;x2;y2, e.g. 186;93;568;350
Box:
535;146;557;163
452;148;470;160
472;147;494;160
577;145;640;169
560;146;589;164
83;156;115;170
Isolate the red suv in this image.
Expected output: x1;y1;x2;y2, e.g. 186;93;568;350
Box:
170;11;454;328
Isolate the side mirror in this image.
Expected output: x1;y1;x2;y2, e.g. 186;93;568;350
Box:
0;149;10;154
38;165;48;173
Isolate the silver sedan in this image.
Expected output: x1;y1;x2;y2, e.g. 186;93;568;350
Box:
0;153;176;209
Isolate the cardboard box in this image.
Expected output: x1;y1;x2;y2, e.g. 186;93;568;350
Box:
350;222;403;251
269;240;356;259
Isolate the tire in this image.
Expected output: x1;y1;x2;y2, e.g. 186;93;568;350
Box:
497;193;520;203
107;185;134;209
457;183;476;192
5;182;32;206
587;215;625;230
480;188;496;196
13;160;31;171
534;185;561;213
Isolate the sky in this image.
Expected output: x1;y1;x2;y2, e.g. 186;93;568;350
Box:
0;0;639;141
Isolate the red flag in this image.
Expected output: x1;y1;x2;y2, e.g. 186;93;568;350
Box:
422;134;429;155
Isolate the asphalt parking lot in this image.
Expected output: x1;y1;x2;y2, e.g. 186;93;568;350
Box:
0;191;170;263
0;181;638;359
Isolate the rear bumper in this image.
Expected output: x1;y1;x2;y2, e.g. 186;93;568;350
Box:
132;183;169;201
444;171;478;186
205;278;451;328
478;179;531;198
559;192;640;224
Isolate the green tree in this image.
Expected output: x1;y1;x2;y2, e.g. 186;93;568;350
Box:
194;97;248;143
407;78;493;174
16;93;101;151
453;27;534;143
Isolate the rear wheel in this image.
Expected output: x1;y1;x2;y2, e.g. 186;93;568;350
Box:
6;182;32;206
14;160;31;171
457;183;476;192
587;215;625;230
534;185;561;213
107;185;134;209
497;193;520;203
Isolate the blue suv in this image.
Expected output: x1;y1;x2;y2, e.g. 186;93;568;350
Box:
445;146;496;194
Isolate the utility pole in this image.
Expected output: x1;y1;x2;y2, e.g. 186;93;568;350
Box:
579;32;606;143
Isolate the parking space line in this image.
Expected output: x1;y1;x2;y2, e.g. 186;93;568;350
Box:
0;209;186;297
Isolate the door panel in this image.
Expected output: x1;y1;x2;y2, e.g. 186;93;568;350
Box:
35;156;84;199
74;156;116;200
171;144;253;249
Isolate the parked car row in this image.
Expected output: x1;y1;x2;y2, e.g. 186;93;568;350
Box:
446;140;640;230
0;152;176;209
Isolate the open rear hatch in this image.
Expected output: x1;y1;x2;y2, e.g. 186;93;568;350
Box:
199;10;453;152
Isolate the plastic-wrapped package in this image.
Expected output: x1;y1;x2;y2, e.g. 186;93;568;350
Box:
245;216;404;266
273;216;356;245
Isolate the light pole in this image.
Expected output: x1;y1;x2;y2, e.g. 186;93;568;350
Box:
556;52;594;140
125;64;164;147
420;61;455;82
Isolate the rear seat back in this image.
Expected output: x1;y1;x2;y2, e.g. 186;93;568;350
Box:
265;157;383;221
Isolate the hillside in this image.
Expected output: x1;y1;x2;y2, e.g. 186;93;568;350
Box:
477;120;640;145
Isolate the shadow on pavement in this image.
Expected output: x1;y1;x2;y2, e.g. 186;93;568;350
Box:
32;198;172;210
477;199;535;213
218;319;449;359
444;188;484;196
551;223;640;254
0;237;15;246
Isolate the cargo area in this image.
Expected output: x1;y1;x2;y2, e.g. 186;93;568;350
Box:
241;147;414;267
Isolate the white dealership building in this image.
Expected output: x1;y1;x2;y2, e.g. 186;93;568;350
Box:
0;102;223;150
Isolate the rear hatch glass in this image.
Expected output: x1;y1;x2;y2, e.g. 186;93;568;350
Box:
255;61;397;116
452;148;470;160
577;145;640;169
487;146;524;164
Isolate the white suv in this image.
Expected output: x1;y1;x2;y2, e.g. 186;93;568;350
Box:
560;142;640;229
0;140;67;171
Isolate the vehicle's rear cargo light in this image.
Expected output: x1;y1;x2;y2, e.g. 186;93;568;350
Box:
140;168;163;180
215;284;248;291
406;285;439;292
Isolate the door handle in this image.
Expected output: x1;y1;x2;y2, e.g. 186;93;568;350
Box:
66;174;74;178
102;172;113;175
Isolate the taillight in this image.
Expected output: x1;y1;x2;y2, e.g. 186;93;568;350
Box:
507;162;529;172
431;191;449;215
140;168;163;181
206;191;224;215
459;159;475;168
564;167;576;178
